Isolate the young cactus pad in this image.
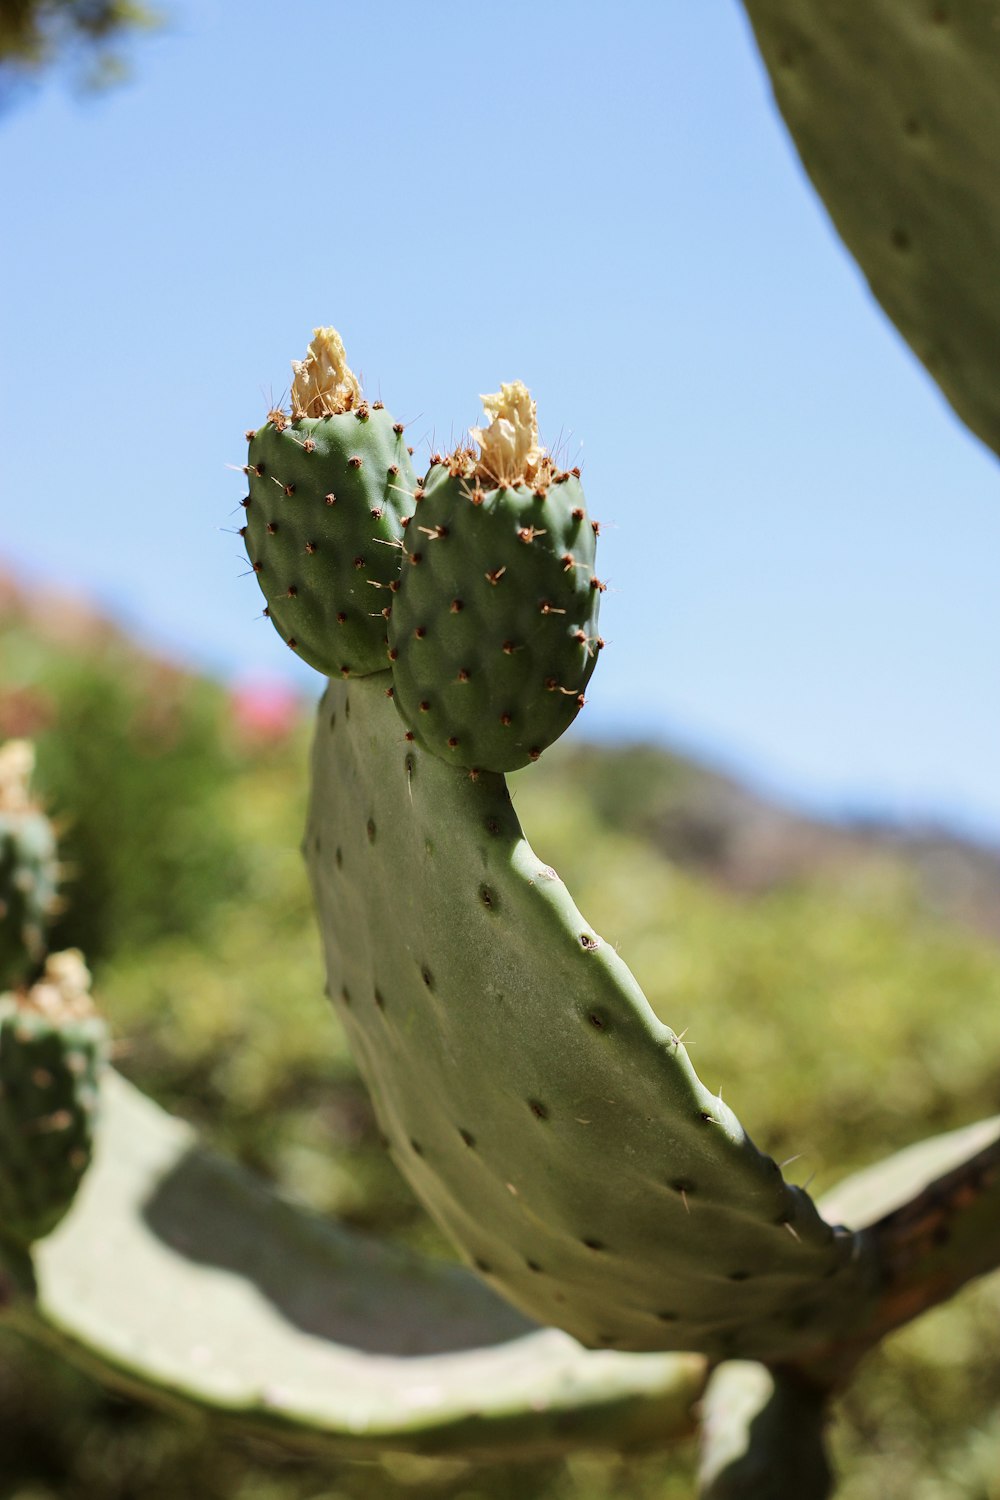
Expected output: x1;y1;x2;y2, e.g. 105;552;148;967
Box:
0;741;59;991
242;329;418;677
0;951;106;1247
388;384;603;771
305;676;879;1362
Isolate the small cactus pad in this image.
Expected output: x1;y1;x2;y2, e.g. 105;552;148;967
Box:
743;1;1000;460
306;677;878;1362
242;329;418;677
0;951;107;1247
25;1070;707;1459
0;741;59;991
389;385;602;771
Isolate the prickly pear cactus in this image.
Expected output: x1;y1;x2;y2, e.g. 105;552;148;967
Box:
0;950;106;1247
389;384;604;771
0;741;59;991
306;675;878;1362
242;328;418;677
278;355;881;1361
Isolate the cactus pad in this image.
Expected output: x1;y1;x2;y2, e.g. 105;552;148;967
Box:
0;742;59;991
305;676;878;1362
0;951;106;1246
743;0;1000;460
20;1070;707;1459
389;386;603;771
242;329;417;677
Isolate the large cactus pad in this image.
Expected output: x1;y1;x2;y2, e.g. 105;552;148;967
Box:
305;676;878;1363
743;0;1000;460
18;1070;706;1459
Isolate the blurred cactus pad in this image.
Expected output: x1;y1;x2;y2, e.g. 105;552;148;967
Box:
742;0;1000;460
0;739;59;990
0;950;106;1247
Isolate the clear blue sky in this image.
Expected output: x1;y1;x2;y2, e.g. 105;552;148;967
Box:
3;1;998;837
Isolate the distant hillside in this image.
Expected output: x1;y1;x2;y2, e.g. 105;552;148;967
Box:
528;741;1000;944
5;562;998;946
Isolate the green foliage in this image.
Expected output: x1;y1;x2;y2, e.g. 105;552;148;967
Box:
0;592;248;966
0;0;159;94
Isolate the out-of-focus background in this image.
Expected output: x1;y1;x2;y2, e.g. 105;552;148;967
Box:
2;3;999;1497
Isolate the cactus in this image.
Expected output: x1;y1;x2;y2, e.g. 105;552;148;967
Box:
388;384;603;771
305;673;877;1361
8;5;1000;1476
5;1044;998;1481
0;950;106;1247
242;328;418;677
0;740;59;990
740;0;1000;460
12;1066;708;1459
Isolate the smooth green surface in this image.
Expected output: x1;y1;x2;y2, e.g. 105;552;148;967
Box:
389;467;601;770
20;1070;706;1459
244;409;416;677
306;676;877;1362
743;0;1000;460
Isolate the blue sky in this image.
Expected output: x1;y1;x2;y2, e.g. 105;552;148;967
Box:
3;1;998;837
